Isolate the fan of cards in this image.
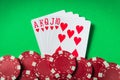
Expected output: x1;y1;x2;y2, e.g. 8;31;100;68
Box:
31;10;91;57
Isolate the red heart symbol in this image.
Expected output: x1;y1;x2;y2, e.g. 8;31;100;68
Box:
72;49;78;57
76;25;83;34
41;28;44;31
45;26;48;30
36;28;39;32
74;37;81;45
50;26;54;30
67;29;74;38
55;26;59;29
60;22;68;31
58;34;66;43
55;46;62;53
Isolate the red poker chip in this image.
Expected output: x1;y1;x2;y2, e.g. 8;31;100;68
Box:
19;51;40;70
0;55;21;80
35;54;54;80
98;63;120;80
51;50;76;79
73;57;92;80
89;57;108;80
57;74;74;80
19;70;38;80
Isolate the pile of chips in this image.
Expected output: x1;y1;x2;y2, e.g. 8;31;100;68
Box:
0;50;120;80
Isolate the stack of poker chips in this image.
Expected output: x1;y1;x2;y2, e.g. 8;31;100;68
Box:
0;50;120;80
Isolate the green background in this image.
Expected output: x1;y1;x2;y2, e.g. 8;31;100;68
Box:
0;0;120;64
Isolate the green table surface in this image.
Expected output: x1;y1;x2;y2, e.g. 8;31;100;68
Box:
0;0;120;64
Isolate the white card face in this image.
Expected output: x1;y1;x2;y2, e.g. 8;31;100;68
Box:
48;12;75;54
31;10;65;54
74;20;91;57
45;12;77;54
60;16;85;55
61;17;90;57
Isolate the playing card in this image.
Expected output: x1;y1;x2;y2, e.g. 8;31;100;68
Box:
60;17;90;57
48;12;80;54
72;18;91;57
47;12;78;54
31;10;65;54
59;16;85;55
